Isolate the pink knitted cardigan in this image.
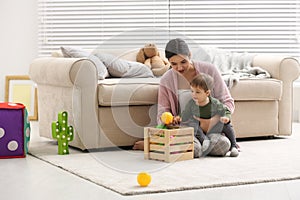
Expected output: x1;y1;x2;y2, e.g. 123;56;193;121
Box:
157;60;235;123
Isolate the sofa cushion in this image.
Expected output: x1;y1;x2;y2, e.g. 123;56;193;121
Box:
60;46;109;80
98;78;160;106
230;78;282;101
94;53;154;78
98;77;282;107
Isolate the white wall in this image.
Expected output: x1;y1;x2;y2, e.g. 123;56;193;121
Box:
0;0;38;101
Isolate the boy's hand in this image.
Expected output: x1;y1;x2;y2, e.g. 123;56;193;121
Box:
173;116;182;124
220;117;229;124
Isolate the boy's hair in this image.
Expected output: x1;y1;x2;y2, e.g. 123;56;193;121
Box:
190;73;214;92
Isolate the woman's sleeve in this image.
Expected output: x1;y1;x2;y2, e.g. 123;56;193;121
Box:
209;65;235;113
157;83;171;124
157;72;179;123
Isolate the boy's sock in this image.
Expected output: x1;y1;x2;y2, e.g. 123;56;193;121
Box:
230;147;239;157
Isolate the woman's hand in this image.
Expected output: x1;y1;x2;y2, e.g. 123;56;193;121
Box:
193;115;220;133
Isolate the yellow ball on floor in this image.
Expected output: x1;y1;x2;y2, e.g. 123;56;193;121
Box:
137;172;151;187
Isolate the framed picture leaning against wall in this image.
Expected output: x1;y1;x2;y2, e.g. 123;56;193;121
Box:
5;75;38;121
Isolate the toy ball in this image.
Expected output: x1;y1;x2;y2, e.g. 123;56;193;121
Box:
137;172;152;187
161;112;173;125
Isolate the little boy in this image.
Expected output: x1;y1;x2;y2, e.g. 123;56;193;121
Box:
174;73;239;157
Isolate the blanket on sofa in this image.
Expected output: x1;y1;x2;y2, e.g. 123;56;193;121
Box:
192;46;271;88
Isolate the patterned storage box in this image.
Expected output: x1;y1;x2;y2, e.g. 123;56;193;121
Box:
0;102;30;158
144;127;194;162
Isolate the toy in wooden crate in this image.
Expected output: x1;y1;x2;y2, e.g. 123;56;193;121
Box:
0;102;30;158
144;127;194;162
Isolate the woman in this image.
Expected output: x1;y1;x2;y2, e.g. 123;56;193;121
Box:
134;38;235;157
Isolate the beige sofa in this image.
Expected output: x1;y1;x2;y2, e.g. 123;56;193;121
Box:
29;49;300;150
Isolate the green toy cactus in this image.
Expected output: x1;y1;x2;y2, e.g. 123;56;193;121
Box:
52;111;74;155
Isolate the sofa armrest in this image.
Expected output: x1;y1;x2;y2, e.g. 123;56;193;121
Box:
29;57;89;87
252;54;300;135
29;57;100;150
252;54;300;82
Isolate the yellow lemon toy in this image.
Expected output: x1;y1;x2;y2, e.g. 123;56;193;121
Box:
161;112;173;125
137;172;151;187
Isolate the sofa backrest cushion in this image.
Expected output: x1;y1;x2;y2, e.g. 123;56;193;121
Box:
60;46;109;80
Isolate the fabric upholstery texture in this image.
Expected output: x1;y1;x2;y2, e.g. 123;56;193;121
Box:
97;78;160;106
229;78;282;100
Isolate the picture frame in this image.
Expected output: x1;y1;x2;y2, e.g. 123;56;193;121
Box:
5;75;38;121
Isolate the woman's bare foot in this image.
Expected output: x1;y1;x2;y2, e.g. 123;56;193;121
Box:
132;140;144;150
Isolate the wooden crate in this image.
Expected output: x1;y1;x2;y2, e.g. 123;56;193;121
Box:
144;127;194;162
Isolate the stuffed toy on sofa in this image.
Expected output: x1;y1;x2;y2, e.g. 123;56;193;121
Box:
136;43;170;76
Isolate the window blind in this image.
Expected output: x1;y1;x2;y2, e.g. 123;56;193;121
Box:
170;0;300;56
38;0;169;56
38;0;300;56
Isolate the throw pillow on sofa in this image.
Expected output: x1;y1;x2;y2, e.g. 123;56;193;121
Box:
60;46;109;80
94;53;154;78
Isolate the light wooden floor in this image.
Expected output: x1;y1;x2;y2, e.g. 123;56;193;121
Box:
1;121;300;200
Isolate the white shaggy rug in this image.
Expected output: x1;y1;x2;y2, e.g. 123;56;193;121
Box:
29;123;300;196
